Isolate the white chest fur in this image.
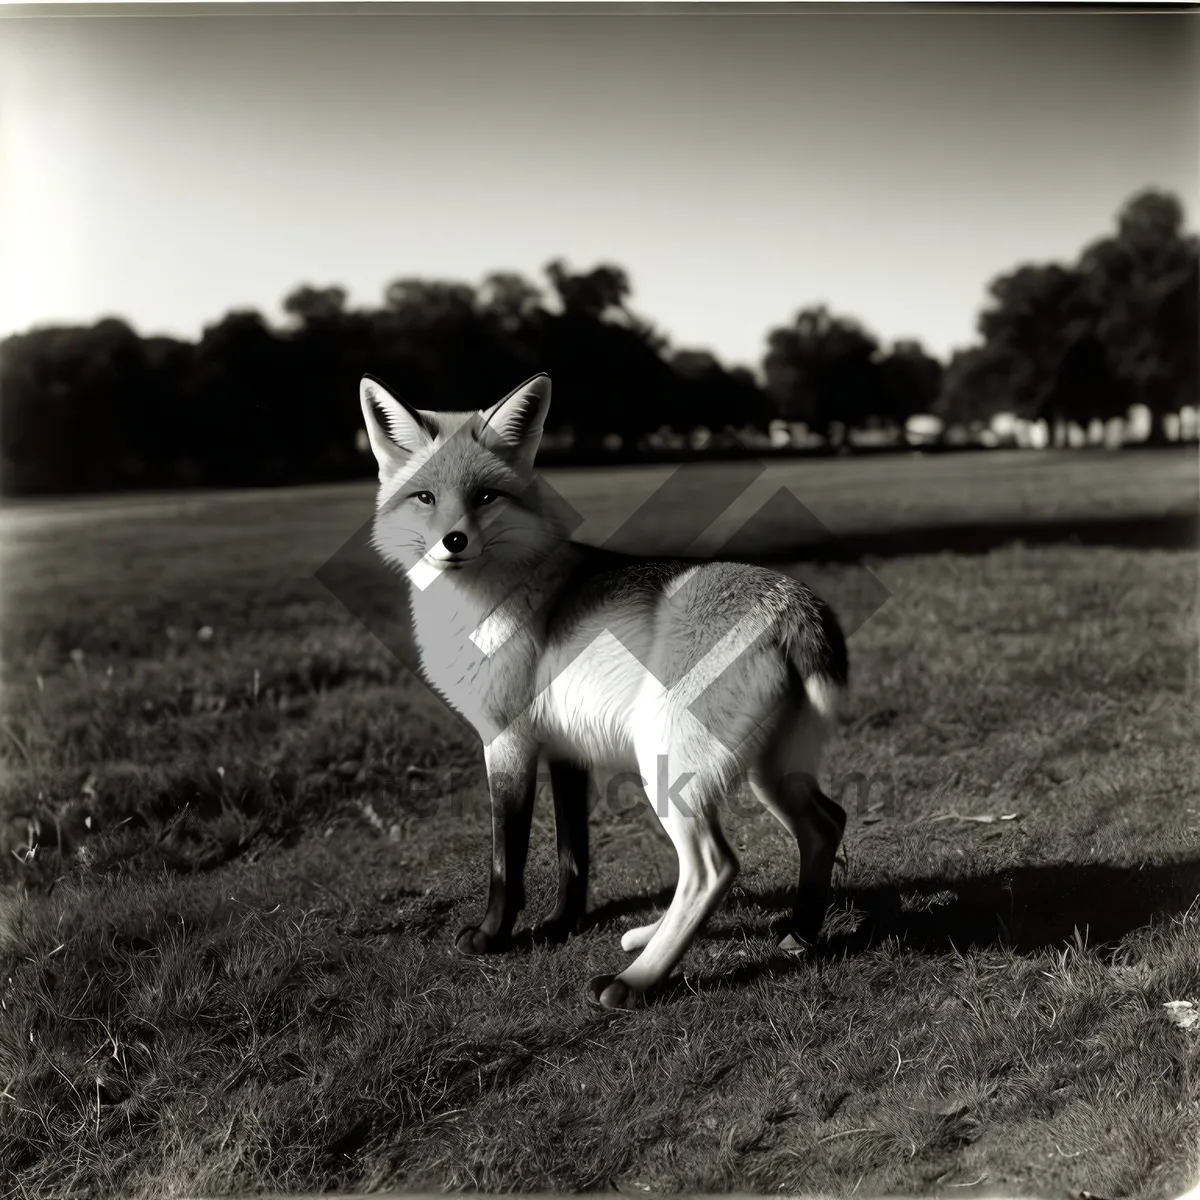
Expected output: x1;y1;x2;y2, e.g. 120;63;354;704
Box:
411;593;503;729
407;571;644;768
408;572;555;740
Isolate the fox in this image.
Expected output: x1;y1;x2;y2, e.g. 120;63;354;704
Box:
359;370;849;1010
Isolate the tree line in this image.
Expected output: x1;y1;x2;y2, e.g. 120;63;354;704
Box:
1;189;1194;496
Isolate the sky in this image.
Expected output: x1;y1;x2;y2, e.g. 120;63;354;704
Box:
1;7;1196;369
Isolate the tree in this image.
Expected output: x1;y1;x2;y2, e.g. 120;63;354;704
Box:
1;327;78;493
370;278;526;408
763;306;884;445
187;311;288;485
935;344;1010;429
282;284;348;325
139;335;196;484
973;262;1098;437
0;320;162;493
528;260;678;450
545;260;631;321
1049;333;1132;429
1078;191;1198;441
670;349;772;436
478;272;545;334
4;186;1193;496
280;284;367;477
877;340;944;436
956;190;1196;440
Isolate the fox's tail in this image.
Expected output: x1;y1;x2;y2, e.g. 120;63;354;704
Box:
782;594;849;728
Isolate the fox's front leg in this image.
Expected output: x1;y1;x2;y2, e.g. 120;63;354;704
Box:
456;740;538;955
535;759;590;943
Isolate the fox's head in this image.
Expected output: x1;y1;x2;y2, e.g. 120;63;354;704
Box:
360;373;563;587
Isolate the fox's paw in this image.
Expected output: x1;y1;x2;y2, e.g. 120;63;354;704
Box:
455;926;505;956
586;973;643;1011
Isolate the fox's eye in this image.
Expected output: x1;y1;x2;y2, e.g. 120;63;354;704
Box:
414;491;435;506
475;490;501;507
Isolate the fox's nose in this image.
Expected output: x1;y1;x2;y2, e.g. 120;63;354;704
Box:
442;531;468;554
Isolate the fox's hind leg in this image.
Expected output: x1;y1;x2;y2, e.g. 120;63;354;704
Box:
588;727;740;1010
751;774;845;947
751;697;846;947
589;794;738;1009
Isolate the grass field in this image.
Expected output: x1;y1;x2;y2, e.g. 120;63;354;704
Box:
1;448;1198;1198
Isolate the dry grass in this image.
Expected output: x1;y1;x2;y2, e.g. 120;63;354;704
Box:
0;449;1197;1198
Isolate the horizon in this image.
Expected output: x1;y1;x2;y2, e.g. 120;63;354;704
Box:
1;8;1196;369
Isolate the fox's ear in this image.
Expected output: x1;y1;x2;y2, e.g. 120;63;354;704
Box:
360;375;435;478
479;373;551;473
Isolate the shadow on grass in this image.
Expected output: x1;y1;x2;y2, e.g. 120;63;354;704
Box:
557;856;1200;1000
775;512;1197;562
835;857;1200;954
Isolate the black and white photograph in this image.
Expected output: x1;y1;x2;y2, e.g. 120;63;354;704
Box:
1;4;1198;1197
